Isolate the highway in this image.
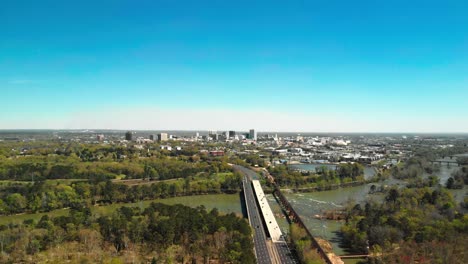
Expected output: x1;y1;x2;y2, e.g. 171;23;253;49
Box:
236;165;297;264
242;173;272;264
275;242;296;264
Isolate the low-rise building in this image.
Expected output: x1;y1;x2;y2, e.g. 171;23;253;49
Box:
209;150;225;156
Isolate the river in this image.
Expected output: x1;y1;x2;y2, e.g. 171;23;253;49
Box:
267;184;377;256
427;163;459;185
424;163;467;203
273;163;467;256
275;164;380;255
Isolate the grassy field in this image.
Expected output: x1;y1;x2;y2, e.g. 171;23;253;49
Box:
111;172;234;186
207;172;232;181
0;209;70;225
43;179;88;185
0;179;86;185
0;193;242;225
0;180;34;189
343;258;366;264
112;177;184;186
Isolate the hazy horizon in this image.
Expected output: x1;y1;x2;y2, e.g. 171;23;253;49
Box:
1;128;467;136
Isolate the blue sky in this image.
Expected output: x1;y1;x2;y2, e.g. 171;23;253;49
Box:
1;0;467;132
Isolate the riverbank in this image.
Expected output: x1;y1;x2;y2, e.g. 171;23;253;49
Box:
267;183;383;256
278;180;368;193
289;163;378;180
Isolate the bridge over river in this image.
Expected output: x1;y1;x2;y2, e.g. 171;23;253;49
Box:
235;165;344;264
235;165;296;264
431;154;468;166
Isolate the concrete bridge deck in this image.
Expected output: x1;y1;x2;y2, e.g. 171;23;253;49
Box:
252;180;284;243
237;165;296;264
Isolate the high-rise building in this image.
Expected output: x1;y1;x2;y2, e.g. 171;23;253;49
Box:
97;134;104;141
249;129;257;141
125;131;133;141
229;130;236;138
158;133;168;141
149;134;156;141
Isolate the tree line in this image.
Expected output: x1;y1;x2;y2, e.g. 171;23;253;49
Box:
0;170;243;215
0;154;232;181
267;163;366;189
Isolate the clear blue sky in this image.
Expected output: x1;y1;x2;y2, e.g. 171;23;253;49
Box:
1;0;467;132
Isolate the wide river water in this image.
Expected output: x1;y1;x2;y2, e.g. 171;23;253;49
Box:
267;184;376;256
271;163;467;256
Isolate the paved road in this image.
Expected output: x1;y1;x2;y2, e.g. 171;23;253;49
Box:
236;165;260;180
236;165;297;264
275;242;297;264
242;174;272;264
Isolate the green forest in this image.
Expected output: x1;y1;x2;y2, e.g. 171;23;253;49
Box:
0;173;243;215
0;141;254;263
0;203;255;263
0;141;245;215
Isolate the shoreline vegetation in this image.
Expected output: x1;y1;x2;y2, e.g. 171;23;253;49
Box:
298;156;467;263
263;162;382;193
260;153;467;264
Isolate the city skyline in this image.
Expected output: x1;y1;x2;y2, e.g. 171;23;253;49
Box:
2;1;468;132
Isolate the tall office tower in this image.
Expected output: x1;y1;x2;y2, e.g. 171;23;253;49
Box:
249;129;257;141
125;131;133;141
229;130;236;138
158;133;168;141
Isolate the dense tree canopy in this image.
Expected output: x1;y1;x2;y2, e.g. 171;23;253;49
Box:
268;163;366;190
0;203;255;263
341;186;468;263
